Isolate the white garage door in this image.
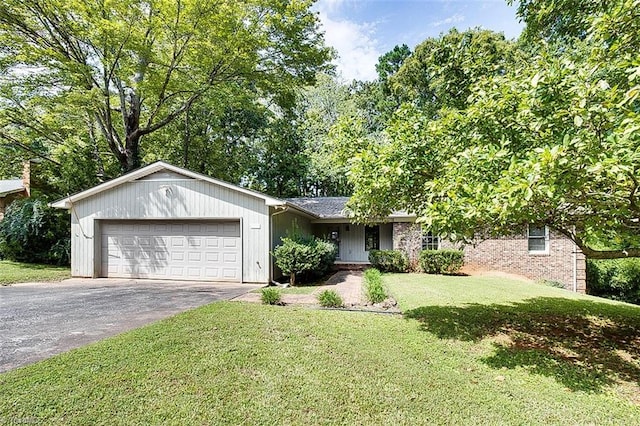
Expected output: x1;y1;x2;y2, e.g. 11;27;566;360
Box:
101;220;241;281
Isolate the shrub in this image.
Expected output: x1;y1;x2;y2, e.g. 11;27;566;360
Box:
364;267;386;303
315;239;338;276
260;288;282;305
0;197;70;265
419;249;464;274
273;236;337;286
317;289;343;308
537;279;566;289
368;250;408;272
587;259;640;305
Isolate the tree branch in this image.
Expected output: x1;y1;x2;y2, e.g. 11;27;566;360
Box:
0;132;61;166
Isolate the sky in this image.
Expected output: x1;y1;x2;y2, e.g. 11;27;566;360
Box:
315;0;525;81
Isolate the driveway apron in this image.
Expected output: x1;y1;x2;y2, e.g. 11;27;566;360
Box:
0;279;260;373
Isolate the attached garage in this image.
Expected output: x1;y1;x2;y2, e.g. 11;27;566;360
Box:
101;220;241;281
51;162;286;284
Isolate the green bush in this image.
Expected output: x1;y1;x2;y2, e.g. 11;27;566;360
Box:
0;197;70;265
536;279;566;289
587;259;640;305
260;288;282;305
317;289;343;308
419;249;464;274
273;236;337;286
364;267;386;303
368;249;408;272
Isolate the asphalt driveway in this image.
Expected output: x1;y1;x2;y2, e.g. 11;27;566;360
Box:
0;278;261;373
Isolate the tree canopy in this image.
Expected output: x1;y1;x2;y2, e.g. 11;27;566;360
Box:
0;0;331;182
346;1;640;259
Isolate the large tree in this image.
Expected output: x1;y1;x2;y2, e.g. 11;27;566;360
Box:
347;1;639;259
390;29;519;115
0;0;331;174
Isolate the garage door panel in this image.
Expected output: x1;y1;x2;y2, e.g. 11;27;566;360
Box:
101;220;241;281
223;238;238;248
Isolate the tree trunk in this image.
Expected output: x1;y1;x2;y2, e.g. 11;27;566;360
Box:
569;232;640;259
182;105;191;167
580;246;640;259
122;92;142;172
290;271;296;286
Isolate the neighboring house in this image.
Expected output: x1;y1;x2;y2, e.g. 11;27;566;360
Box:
0;162;31;220
51;161;586;292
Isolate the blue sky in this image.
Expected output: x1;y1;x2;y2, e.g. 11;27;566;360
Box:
315;0;524;81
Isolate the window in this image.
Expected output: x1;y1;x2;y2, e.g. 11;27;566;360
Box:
422;231;440;250
364;225;380;251
329;228;340;259
528;225;548;253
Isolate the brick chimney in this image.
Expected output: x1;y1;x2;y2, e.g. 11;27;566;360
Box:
22;160;31;197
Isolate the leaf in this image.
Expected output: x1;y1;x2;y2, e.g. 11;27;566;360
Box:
531;73;541;88
574;115;584;127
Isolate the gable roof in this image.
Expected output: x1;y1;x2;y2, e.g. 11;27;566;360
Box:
0;179;25;197
285;197;351;219
50;161;286;209
286;197;415;220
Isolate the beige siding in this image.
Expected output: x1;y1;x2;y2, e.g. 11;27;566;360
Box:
312;223;393;262
70;179;270;283
271;210;312;249
271;209;313;279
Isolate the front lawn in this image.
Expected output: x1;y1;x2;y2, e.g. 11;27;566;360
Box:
386;273;640;406
1;276;639;424
0;260;70;285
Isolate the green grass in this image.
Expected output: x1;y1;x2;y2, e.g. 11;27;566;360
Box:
0;260;70;285
386;273;640;403
1;275;639;424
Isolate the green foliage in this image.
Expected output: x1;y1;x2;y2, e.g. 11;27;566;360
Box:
0;0;331;174
299;73;357;196
368;250;408;273
273;235;337;286
317;289;343;308
419;250;464;275
587;259;640;305
346;3;640;259
376;44;412;83
390;28;519;114
364;268;386;304
260;288;282;305
508;0;609;42
0;198;70;265
252;112;310;197
537;279;567;289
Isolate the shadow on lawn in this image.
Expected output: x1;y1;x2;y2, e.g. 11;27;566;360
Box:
405;297;640;392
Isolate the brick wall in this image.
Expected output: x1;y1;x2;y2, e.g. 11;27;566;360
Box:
392;222;423;270
392;223;586;293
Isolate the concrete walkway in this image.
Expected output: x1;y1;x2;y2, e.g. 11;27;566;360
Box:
233;270;363;306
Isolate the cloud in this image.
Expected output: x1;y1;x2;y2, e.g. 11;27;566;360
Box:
316;1;381;82
432;13;465;28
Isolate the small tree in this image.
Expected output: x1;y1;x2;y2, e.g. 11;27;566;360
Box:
273;236;337;286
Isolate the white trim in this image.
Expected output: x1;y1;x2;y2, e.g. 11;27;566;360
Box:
50;161;285;209
527;224;550;255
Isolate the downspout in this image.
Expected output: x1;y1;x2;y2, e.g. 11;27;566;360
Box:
572;226;577;293
270;206;289;284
